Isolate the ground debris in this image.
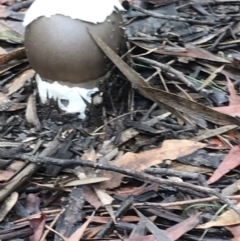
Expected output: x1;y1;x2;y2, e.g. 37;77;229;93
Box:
1;0;240;241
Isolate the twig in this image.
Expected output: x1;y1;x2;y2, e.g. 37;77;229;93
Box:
146;167;203;180
0;132;62;203
13;154;240;215
40;209;65;241
134;56;212;95
133;195;240;208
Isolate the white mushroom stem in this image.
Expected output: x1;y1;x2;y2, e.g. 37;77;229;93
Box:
36;75;98;119
24;0;125;119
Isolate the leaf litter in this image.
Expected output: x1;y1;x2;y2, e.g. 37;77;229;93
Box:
1;0;240;241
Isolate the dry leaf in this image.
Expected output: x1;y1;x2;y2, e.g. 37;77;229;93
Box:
226;224;240;241
197;203;240;229
227;76;240;105
82;186;102;210
67;214;93;241
114;139;206;171
82;148;97;162
94;189;114;206
0;192;18;222
0;170;14;181
208;145;240;184
83;225;104;239
8;69;35;95
25;94;41;129
213;76;240;117
0;91;12;110
29;213;46;241
165;212;201;240
63;177;110;187
86;215;140;224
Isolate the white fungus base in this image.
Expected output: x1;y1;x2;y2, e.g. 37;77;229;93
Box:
23;0;125;26
36;75;98;119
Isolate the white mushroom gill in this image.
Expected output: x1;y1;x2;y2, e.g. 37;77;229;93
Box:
23;0;125;119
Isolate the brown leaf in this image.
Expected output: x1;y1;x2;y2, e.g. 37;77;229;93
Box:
98;166;123;190
98;139;206;190
83;225;104;239
86;215;140;224
165;212;201;240
227;76;240;105
114;139;206;171
29;213;46;241
0;91;13;110
94;188;114;206
82;186;102;210
0;170;14;181
0;192;18;222
213;105;240;117
226;224;240;241
7;102;27;111
208;145;240;184
96;173;133;192
82;148;97;162
25;94;41;129
197;203;240;229
67;214;92;241
207;137;230;150
213;76;240;117
25;193;41;215
8;69;35;96
170;162;212;173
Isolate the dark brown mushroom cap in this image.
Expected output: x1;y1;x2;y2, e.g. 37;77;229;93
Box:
24;12;124;85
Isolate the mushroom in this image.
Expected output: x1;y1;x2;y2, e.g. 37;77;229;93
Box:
23;0;125;119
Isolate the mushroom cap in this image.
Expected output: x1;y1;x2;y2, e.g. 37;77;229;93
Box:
23;0;125;26
24;11;124;84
